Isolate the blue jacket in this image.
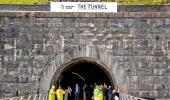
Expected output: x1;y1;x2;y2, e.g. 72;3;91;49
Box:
74;86;80;94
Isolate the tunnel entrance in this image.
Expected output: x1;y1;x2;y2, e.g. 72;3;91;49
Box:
50;57;116;99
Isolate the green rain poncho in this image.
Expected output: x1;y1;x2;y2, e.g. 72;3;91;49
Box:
93;85;103;100
48;85;56;100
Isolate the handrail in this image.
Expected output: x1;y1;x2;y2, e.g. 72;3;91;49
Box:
0;93;148;100
120;93;148;100
0;94;47;100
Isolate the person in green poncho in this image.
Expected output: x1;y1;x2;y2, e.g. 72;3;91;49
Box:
93;85;103;100
48;85;56;100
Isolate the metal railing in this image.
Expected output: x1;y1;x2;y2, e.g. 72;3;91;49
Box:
120;93;148;100
0;93;148;100
0;94;48;100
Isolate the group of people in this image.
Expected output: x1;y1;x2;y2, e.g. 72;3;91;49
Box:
48;83;119;100
48;85;72;100
92;83;119;100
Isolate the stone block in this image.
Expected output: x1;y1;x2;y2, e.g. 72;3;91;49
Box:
138;76;149;83
48;28;60;38
60;28;76;35
149;62;166;69
167;84;170;91
154;84;166;91
2;90;17;97
154;69;166;76
155;56;167;62
16;38;31;49
0;68;2;77
18;67;31;76
149;76;166;84
0;43;4;49
3;27;19;38
3;83;18;91
166;68;170;76
2;63;17;68
28;83;39;90
157;91;169;97
63;18;76;28
31;38;44;44
28;75;40;82
3;49;14;55
0;82;2;92
29;90;38;95
139;91;150;98
47;22;63;28
123;40;134;50
2;73;19;83
3;55;14;64
125;69;136;76
153;50;166;56
136;69;153;76
1;38;14;46
137;62;149;69
128;84;136;91
18;90;29;96
19;75;28;83
129;91;139;97
137;84;152;91
127;76;138;83
150;91;158;98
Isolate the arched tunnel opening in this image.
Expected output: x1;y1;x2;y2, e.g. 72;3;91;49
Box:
50;58;115;99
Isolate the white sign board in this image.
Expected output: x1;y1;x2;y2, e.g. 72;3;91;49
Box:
50;2;117;12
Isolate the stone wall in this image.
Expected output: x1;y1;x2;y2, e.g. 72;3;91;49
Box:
0;12;170;99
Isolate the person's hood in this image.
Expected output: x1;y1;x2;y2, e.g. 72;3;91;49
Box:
51;85;55;91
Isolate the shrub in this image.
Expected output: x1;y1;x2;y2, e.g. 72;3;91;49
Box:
117;0;167;5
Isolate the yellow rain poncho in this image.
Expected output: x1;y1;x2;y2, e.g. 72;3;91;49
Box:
56;87;65;100
48;85;56;100
93;86;103;100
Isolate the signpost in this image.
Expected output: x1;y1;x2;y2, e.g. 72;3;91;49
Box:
50;2;117;12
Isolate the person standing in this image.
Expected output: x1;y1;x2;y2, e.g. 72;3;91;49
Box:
56;85;65;100
89;84;93;100
103;83;107;100
64;88;69;100
68;86;72;100
107;85;112;100
48;85;56;100
93;85;103;100
112;86;119;100
82;84;87;100
74;83;80;100
99;84;104;100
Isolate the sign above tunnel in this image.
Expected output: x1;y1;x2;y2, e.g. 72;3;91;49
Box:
50;2;117;12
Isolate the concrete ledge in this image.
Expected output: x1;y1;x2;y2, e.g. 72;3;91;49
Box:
1;5;170;12
0;12;170;18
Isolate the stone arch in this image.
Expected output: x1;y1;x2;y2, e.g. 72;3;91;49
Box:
50;57;117;87
39;45;128;94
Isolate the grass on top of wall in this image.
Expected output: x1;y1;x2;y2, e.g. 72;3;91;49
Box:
0;0;168;5
0;0;49;4
117;0;167;5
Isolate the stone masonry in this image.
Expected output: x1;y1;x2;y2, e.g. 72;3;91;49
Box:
0;12;170;99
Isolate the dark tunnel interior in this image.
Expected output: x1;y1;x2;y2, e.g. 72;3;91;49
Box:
56;62;112;99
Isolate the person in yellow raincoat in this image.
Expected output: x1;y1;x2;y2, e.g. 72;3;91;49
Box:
98;85;103;100
93;85;103;100
48;85;56;100
56;85;65;100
